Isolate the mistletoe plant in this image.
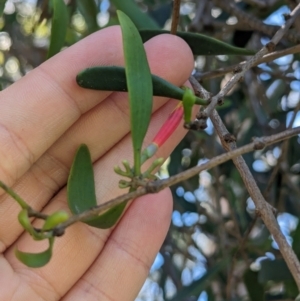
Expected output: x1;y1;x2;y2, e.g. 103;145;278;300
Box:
0;8;255;267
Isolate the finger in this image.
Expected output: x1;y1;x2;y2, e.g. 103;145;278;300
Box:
0;33;194;249
4;99;183;300
6;190;172;301
0;26;124;187
63;189;172;301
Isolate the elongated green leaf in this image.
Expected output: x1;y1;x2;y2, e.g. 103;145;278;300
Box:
18;209;35;236
84;202;127;229
67;144;97;214
258;259;293;283
76;0;98;33
15;237;54;268
111;0;159;29
168;259;228;301
47;0;69;59
139;29;255;56
0;0;6;16
292;218;300;256
68;144;126;228
76;66;208;106
244;269;265;301
117;11;153;175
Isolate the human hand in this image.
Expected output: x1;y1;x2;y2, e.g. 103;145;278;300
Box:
0;26;193;300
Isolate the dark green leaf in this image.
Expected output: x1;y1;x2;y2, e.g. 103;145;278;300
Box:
139;30;255;56
258;259;293;283
117;11;153;175
111;0;159;29
15;237;54;268
67;144;97;214
76;66;208;105
244;269;265;301
0;0;6;17
292;218;300;256
47;0;69;59
285;279;299;299
76;0;98;33
84;202;126;229
167;259;228;301
68;144;125;228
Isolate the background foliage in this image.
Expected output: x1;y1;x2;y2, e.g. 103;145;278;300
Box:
1;0;300;300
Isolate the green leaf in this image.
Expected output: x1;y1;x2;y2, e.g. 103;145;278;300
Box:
84;202;127;229
68;144;126;228
111;0;159;29
47;0;69;59
167;259;228;301
18;209;35;236
76;66;208;106
67;144;97;214
244;269;265;301
292;218;300;256
117;11;153;175
15;237;54;268
0;0;6;17
139;29;255;56
258;259;293;283
76;0;98;33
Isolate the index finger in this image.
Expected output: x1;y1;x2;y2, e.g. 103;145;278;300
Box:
0;26;126;186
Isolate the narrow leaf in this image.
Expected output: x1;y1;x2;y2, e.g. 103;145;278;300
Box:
111;0;159;29
258;259;293;283
18;209;35;236
244;269;265;301
15;237;54;268
67;144;97;214
76;66;208;106
84;202;127;229
47;0;69;59
0;0;6;16
68;144;125;228
76;0;98;33
117;11;153;175
140;29;255;56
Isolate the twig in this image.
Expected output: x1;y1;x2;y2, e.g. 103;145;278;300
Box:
189;76;300;290
189;0;208;32
242;0;268;8
226;217;257;299
203;3;300;117
50;126;300;235
212;0;300;43
170;0;181;34
264;101;300;200
195;44;300;81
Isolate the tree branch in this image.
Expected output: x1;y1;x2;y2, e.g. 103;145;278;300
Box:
189;76;300;290
51;125;300;236
212;0;300;43
203;3;300;117
195;44;300;81
170;0;181;34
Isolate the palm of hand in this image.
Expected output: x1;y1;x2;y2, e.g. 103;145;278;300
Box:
0;26;193;301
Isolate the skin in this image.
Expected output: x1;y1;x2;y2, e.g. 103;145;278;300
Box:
0;26;194;301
